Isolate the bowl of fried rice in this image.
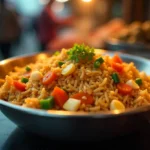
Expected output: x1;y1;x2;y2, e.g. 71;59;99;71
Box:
1;44;150;140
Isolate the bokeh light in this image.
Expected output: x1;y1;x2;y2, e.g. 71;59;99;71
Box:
82;0;92;3
39;0;50;5
56;0;69;2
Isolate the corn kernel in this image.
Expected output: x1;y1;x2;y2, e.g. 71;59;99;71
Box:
110;100;125;111
63;98;81;111
126;80;139;89
61;63;76;76
30;71;43;81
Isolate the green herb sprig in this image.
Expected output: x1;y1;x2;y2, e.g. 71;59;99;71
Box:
94;57;104;68
135;78;142;85
25;66;31;72
21;77;29;83
67;44;95;63
112;73;120;84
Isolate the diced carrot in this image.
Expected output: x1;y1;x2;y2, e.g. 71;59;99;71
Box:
111;54;123;73
117;83;132;95
51;86;68;108
112;54;123;64
13;81;26;91
111;62;123;72
71;92;94;105
42;71;57;85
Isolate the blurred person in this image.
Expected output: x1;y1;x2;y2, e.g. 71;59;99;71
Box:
36;0;74;51
0;0;21;59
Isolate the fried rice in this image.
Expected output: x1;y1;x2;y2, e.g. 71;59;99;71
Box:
0;44;150;112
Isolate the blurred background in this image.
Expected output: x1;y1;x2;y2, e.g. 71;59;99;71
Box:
0;0;150;60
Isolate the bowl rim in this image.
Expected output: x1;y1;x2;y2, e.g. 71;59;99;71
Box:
1;99;150;118
0;51;150;118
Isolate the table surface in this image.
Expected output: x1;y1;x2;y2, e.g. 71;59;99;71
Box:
1;111;150;150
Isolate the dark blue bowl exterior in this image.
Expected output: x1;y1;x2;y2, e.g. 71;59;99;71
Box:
1;101;150;140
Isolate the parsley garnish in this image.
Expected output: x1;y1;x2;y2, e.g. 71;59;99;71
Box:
67;44;95;63
25;66;31;72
